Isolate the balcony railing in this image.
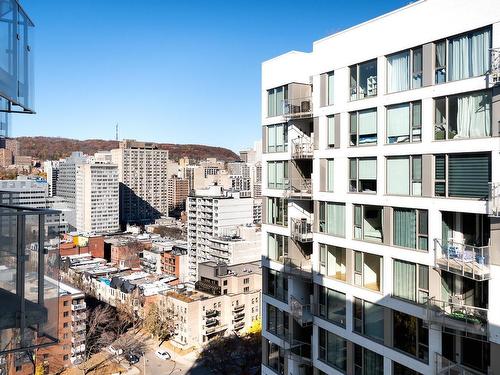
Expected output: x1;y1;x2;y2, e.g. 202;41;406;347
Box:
285;178;312;200
233;312;245;321
289;295;312;327
287;340;312;365
233;304;245;312
426;297;488;337
435;353;489;375
205;324;227;335
291;217;313;243
283;97;312;119
206;309;218;318
71;303;86;311
490;48;500;85
434;239;490;281
488;182;500;217
205;318;218;327
72;312;87;321
291;137;314;159
280;256;312;279
234;321;245;330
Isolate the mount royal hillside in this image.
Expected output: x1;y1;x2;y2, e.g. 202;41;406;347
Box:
17;136;240;162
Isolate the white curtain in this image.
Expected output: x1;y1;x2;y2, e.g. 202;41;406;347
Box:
387;104;410;140
327;159;334;192
387;157;410;195
387;51;409;93
327;203;345;237
456;92;491;138
358;109;377;135
276;162;284;188
328;72;335;105
359;158;377;180
449;35;470;81
393;260;416;301
327;116;335;146
268;162;276;188
275;124;284;150
471;29;490;77
268;126;276;151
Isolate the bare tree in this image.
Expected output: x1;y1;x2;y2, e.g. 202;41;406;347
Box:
84;305;116;362
143;302;176;343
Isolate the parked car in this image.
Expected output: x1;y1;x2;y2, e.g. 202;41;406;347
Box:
108;345;123;356
125;353;140;365
155;348;171;360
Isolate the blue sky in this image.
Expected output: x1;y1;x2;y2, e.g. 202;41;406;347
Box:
14;0;409;152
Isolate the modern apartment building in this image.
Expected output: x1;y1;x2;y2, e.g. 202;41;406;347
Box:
162;261;261;350
111;139;169;225
261;1;500;375
186;185;254;282
75;160;120;234
43;160;59;197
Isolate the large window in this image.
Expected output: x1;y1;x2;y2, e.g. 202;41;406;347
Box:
393;208;428;250
267;161;288;189
266;197;288;226
326;159;334;192
268;86;287;117
327;115;335;147
266;124;288;152
387;47;423;93
349;158;377;193
350;109;377;146
318;201;345;237
434;90;491;140
317;285;346;326
266;268;288;302
393;311;429;362
393;260;429;304
386;101;422;144
350;59;377;100
434;27;491;83
327;71;334;105
319;244;346;281
353;298;384;343
318;328;347;371
265;340;285;374
267;233;288;261
354;252;382;292
354;205;383;243
354;344;384;375
386;155;422;196
266;304;289;339
434;153;490;198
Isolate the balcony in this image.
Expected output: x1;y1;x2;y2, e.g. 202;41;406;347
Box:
0;205;60;355
206;309;218;318
205;324;227;335
426;297;488;337
291;137;314;159
71;303;86;311
286;178;312;200
72;312;87;321
280;256;312;280
291;217;313;243
205;318;218;327
287;340;311;365
233;304;245;312
490;48;500;85
233;312;245;321
435;353;488;375
283;97;312;119
488;182;500;217
289;296;312;327
71;345;85;355
72;324;86;332
233;321;245;330
434;239;490;281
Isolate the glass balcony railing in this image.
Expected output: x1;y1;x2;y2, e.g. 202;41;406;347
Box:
285;178;312;200
291;217;313;243
434;239;490;281
488;182;500;217
282;97;312;119
291;137;314;159
490;48;500;85
435;353;488;375
0;205;60;355
280;256;312;280
289;295;312;327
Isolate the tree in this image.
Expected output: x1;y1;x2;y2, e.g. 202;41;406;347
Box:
143;302;176;343
84;305;116;362
152;226;184;240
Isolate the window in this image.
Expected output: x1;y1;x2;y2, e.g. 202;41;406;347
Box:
318;328;347;371
268;85;287;117
434;153;490;198
393;208;428;250
393;362;423;375
63;311;69;317
266;340;285;373
353;298;385;343
63;355;69;361
267;233;288;261
266;304;289;339
386;101;421;144
266;197;288;226
354;344;384;375
267;161;288;189
387;47;423;93
63;300;69;306
349;158;377;193
350;59;377;100
243;287;249;292
354;252;382;292
326;159;334;192
318;201;345;237
350;109;377;146
327;115;335;147
353;205;383;243
266;268;288;302
223;280;227;286
393;260;429;304
317;285;346;326
435;39;447;83
386;155;422;196
327;71;334;105
266;124;288;152
434;90;491;140
393;311;429;362
319;244;346;281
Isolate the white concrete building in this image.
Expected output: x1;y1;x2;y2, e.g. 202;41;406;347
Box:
261;1;500;375
75;160;119;234
111;140;169;225
186;185;254;282
43;160;59;197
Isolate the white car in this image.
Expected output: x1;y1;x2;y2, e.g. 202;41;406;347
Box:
155;348;171;360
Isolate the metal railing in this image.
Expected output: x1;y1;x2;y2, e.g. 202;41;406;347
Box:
488;182;500;217
282;97;312;118
285;178;312;199
291;217;313;242
434;239;490;281
435;353;489;375
289;296;312;327
233;304;245;312
206;309;218;318
280;256;312;280
291;137;314;159
426;297;488;337
71;303;86;311
205;324;227;335
490;48;500;85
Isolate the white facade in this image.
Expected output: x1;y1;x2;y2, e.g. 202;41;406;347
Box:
262;1;500;375
75;161;119;234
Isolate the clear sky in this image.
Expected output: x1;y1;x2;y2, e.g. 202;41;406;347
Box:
14;0;409;152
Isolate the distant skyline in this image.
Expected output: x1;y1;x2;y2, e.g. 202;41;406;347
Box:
14;0;409;152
